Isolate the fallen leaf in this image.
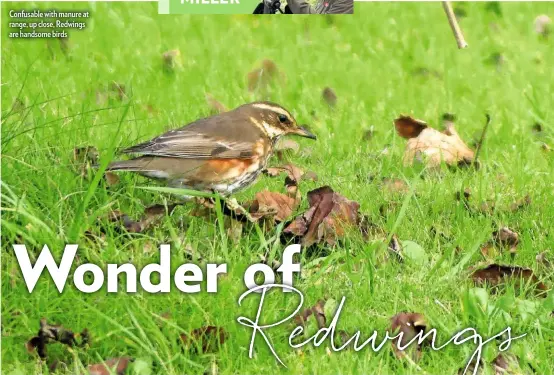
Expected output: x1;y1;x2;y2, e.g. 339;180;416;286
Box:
394;115;474;168
471;264;548;295
492;353;520;375
205;93;228;114
322;87;337;107
247;190;299;223
534;15;552;37
509;195;531;212
180;326;228;353
87;357;133;375
294;299;327;329
162;49;182;73
247;59;283;92
283;186;362;247
390;312;427;362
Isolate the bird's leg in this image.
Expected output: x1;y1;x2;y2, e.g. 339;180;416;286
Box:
220;196;256;223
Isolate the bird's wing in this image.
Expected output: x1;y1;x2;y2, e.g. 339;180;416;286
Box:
122;115;262;159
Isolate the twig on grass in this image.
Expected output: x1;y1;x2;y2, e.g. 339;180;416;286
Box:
473;114;491;167
442;1;468;49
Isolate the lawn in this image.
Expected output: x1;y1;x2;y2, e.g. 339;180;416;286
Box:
1;2;554;374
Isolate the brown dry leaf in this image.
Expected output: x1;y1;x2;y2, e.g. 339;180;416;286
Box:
180;326;228;353
162;49;182;73
509;195;531;212
482;227;520;257
294;299;327;329
283;186;362;247
26;318;88;359
247;190;299;223
394;115;474;168
247;59;283;92
87;357;133;375
492;353;520;375
205;93;228;114
322;87;337;107
534;15;552;37
390;312;427;362
471;264;548;295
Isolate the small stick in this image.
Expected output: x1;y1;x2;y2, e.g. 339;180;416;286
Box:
473;113;491;167
442;1;468;49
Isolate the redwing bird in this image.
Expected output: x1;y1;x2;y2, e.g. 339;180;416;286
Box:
108;101;316;201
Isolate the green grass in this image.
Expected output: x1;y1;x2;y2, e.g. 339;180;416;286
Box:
2;2;554;374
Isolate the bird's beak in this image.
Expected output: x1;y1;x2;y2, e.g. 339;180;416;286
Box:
294;125;317;140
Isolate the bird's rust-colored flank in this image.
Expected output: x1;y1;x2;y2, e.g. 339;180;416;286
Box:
107;101;316;196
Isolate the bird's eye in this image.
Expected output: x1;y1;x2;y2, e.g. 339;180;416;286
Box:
278;114;288;123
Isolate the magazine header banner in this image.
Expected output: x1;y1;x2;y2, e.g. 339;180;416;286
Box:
159;0;261;14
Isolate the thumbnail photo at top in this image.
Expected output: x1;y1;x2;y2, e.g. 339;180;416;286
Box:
1;1;553;375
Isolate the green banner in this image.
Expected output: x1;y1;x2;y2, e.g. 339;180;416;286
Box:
160;0;261;14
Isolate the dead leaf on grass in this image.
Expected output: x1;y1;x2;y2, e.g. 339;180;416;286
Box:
534;15;552;37
471;264;548;295
322;87;337;107
162;49;182;73
294;299;327;329
394;115;475;168
390;312;427;362
87;357;133;375
481;227;520;257
283;186;363;247
247;59;284;92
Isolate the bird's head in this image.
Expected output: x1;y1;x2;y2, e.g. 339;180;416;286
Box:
244;101;317;141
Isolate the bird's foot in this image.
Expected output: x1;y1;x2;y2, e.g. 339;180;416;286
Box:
223;197;255;223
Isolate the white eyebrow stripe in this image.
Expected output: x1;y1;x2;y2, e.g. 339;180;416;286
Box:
252;103;291;117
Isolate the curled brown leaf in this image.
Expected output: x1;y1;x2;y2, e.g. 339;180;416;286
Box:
390;312;427;362
394;115;474;168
